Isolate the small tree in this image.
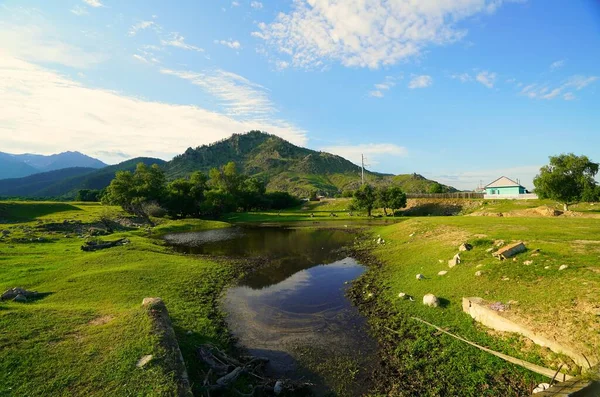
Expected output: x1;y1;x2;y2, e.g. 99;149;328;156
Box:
429;182;444;194
387;186;407;216
533;153;599;211
353;184;376;216
376;186;391;216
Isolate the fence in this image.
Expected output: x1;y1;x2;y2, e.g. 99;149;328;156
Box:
483;194;538;200
406;193;485;199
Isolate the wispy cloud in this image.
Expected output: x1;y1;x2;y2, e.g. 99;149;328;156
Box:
521;75;598;101
550;59;566;70
408;75;432;89
70;6;89;16
320;143;408;166
475;71;497;88
252;0;520;69
160;33;204;52
82;0;103;8
215;39;241;50
128;21;156;36
231;1;240;7
0;53;307;163
250;1;263;9
369;76;398;98
451;73;472;83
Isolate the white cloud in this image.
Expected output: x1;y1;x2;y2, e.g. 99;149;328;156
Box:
0;53;307;164
160;68;277;118
132;54;149;63
475;71;496;88
369;90;384;98
252;0;519;69
408;75;432;89
128;21;155;36
521;75;598;100
0;24;106;69
320;143;408;166
250;1;263;9
232;1;240;6
215;39;242;49
160;33;204;52
70;6;89;16
82;0;103;7
550;59;565;70
452;73;472;83
369;76;397;97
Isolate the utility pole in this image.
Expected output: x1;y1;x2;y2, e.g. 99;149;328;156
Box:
361;154;365;185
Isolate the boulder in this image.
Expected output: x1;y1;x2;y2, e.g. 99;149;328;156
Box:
448;253;461;268
459;243;473;252
493;242;526;260
438;270;448;276
1;287;38;301
14;294;27;303
416;274;425;280
423;294;439;307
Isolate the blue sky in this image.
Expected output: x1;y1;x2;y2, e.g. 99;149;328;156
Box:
0;0;599;189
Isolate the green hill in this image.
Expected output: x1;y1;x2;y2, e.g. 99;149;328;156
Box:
165;131;455;196
0;158;165;198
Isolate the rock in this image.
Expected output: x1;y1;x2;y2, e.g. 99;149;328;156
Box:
416;274;425;280
486;247;494;253
448;253;461;268
523;260;533;265
501;276;510;281
377;237;385;244
409;233;415;237
532;383;551;394
475;271;483;277
495;240;505;247
438;270;448;276
14;294;27;303
136;354;153;368
559;264;568;271
423;294;439;307
544;266;550;269
1;287;38;301
398;292;407;299
459;243;473;252
274;380;284;395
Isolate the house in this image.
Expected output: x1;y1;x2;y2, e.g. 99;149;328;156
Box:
484;176;527;196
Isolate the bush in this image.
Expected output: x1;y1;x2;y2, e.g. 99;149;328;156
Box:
142;202;167;218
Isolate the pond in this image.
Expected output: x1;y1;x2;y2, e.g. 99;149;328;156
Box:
165;226;378;395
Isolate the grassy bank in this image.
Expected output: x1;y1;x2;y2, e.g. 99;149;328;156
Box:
0;202;233;396
352;215;600;396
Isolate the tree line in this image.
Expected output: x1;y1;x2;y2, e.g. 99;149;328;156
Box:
100;162;300;219
350;184;407;216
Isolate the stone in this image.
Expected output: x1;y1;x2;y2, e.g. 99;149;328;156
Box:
398;292;407;299
459;243;473;252
136;354;153;368
501;276;510;281
423;294;439;307
274;380;284;395
438;270;448;276
475;271;483;277
523;260;533;265
559;264;568;271
486;247;494;253
493;242;526;260
532;383;551;394
544;266;550;269
13;294;27;303
416;274;425;280
1;287;37;301
448;253;461;268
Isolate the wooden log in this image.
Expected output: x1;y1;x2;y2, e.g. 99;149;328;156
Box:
493;241;526;259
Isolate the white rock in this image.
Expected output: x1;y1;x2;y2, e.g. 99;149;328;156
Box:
544;266;550;269
423;294;439;307
475;271;483;277
532;383;551;394
274;380;284;395
559;265;568;271
523;260;533;265
416;274;425;280
448;253;461;268
136;355;153;368
438;271;448;276
398;292;407;299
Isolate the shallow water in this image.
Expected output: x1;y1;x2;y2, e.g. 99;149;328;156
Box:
165;227;377;394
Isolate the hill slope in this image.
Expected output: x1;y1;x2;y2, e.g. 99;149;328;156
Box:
0;154;40;179
0;158;165;198
165;131;455;196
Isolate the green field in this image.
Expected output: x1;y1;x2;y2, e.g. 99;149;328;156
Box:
0;202;232;396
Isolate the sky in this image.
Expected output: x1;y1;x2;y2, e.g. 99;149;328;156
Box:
0;0;599;190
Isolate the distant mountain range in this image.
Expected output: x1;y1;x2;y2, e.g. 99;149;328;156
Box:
0;131;455;198
0;151;107;179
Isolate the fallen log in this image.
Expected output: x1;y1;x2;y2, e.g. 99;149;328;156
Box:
81;238;129;252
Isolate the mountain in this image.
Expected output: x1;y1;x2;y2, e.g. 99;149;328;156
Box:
165;131;455;196
0;158;165;198
0;151;107;179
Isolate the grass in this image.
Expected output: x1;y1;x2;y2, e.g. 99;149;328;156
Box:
0;202;234;396
355;215;600;395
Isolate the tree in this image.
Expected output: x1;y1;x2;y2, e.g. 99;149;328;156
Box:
76;189;101;202
353;184;376;216
376;186;391;216
387;186;407;216
429;182;444;194
533;153;599;211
